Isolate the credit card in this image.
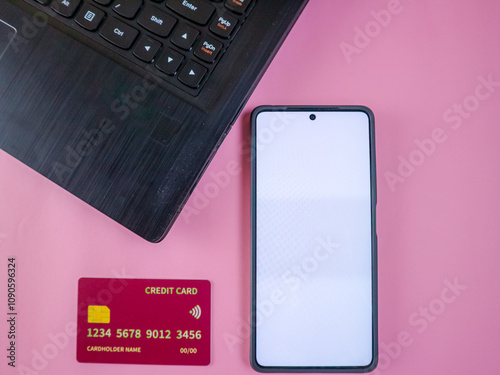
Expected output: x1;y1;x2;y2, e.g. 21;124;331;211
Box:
77;278;211;365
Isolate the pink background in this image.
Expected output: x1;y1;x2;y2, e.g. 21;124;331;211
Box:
2;0;500;374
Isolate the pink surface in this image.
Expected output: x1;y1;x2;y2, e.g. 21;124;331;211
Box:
1;0;500;374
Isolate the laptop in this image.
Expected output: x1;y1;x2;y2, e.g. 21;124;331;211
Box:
0;0;309;242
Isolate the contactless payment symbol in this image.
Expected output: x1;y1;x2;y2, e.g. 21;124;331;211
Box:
88;305;110;323
189;305;201;319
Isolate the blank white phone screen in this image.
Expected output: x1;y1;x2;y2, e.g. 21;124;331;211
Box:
255;110;374;368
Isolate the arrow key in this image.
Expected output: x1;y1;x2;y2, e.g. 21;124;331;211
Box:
155;48;184;75
133;35;161;62
178;60;207;88
171;23;200;50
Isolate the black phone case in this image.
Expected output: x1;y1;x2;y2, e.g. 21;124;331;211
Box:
250;105;378;373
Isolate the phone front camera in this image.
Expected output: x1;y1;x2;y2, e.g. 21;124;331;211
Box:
309;114;316;121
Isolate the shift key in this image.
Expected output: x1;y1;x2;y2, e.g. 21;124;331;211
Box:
166;0;215;25
100;17;139;49
137;6;177;37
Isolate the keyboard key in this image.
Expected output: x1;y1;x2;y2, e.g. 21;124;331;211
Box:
225;0;251;14
99;17;139;49
171;23;199;50
112;0;143;19
94;0;112;5
194;35;222;63
155;48;184;75
209;13;237;38
137;6;177;37
75;4;105;31
166;0;215;25
51;0;81;17
133;35;161;62
178;60;207;88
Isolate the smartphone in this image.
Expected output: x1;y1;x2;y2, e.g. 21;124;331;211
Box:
250;106;377;372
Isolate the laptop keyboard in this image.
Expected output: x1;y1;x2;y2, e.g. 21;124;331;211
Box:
30;0;254;95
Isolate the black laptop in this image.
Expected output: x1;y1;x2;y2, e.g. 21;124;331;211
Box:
0;0;308;241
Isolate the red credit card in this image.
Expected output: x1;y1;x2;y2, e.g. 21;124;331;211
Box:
76;278;211;365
